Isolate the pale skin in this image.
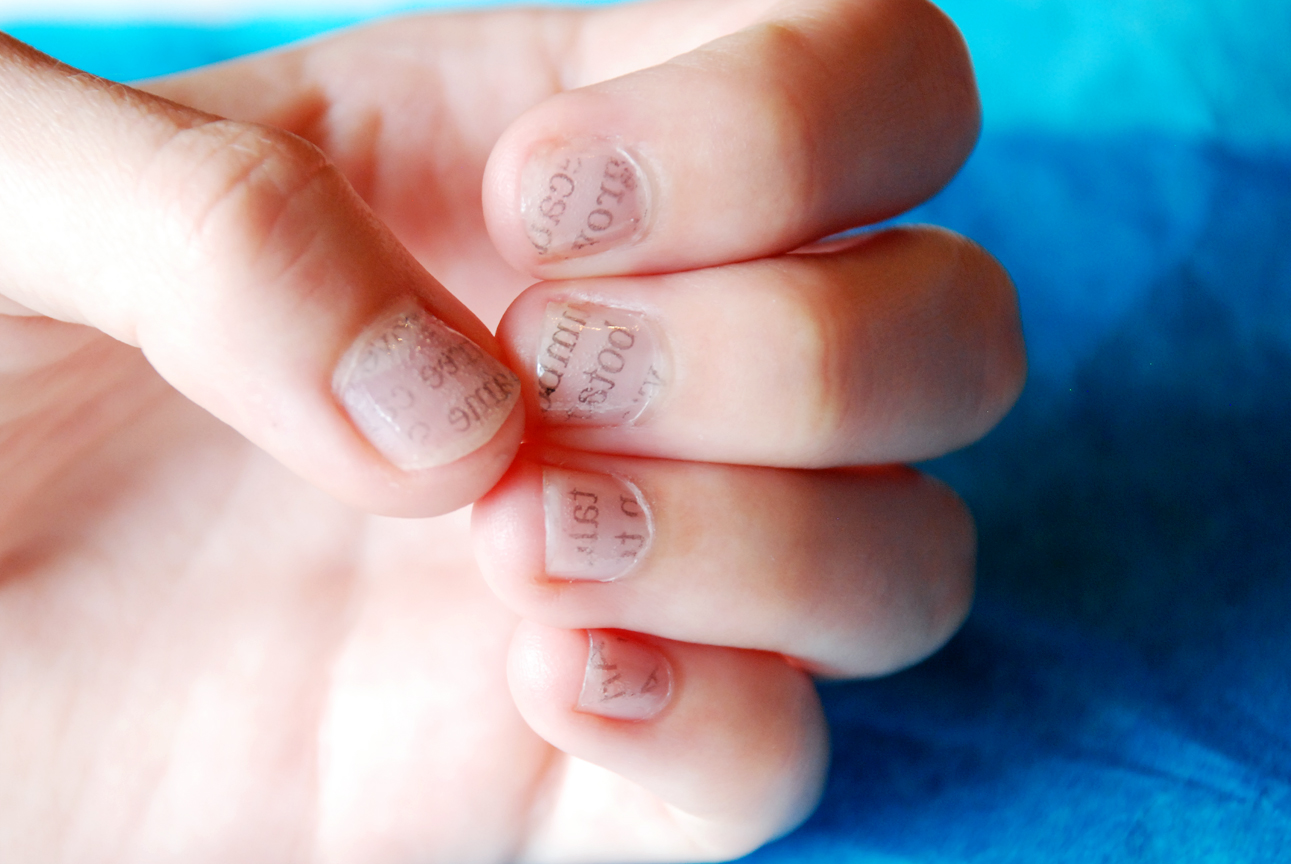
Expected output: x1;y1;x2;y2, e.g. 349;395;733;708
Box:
0;0;1025;862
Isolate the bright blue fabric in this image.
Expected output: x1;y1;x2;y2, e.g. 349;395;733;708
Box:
5;3;1289;860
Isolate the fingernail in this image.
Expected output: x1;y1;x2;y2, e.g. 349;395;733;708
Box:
334;303;519;470
544;468;653;581
535;301;665;426
577;630;673;721
521;141;649;260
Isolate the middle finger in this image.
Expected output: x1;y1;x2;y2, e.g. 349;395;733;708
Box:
498;226;1025;467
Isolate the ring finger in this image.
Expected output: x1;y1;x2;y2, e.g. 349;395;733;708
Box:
473;447;974;677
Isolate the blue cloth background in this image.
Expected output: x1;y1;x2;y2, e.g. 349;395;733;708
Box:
7;1;1290;860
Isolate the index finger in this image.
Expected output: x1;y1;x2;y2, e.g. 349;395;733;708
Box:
144;0;977;288
484;0;980;278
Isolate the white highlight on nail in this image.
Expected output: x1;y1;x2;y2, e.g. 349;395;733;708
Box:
577;630;673;721
334;303;519;470
521;141;649;260
535;301;665;426
543;468;653;581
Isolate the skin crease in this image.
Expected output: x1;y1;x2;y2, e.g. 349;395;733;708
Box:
0;1;1002;862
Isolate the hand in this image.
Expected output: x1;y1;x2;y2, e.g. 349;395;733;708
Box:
0;1;1022;862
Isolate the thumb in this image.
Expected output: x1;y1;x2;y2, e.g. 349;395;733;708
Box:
0;35;521;516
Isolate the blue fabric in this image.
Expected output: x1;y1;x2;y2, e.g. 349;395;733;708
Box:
780;134;1291;863
6;2;1289;860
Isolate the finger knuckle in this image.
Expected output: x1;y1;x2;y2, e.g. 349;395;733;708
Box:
917;478;977;654
746;260;855;461
855;479;976;677
909;0;983;145
941;230;1028;436
882;226;1026;447
979;255;1028;423
141;119;333;272
878;0;982;162
676;23;819;238
830;470;976;678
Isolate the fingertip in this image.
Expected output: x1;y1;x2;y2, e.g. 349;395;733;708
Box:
507;623;829;852
918;475;978;657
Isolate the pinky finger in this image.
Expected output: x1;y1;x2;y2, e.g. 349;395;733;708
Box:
509;622;829;863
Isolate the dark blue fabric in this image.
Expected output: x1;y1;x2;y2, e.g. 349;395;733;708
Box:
5;4;1289;861
747;135;1291;862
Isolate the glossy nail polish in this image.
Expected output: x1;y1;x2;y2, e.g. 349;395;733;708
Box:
535;301;665;426
544;467;652;581
521;141;649;260
334;303;519;470
577;630;673;721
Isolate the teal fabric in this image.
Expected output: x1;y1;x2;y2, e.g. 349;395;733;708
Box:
5;2;1289;860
